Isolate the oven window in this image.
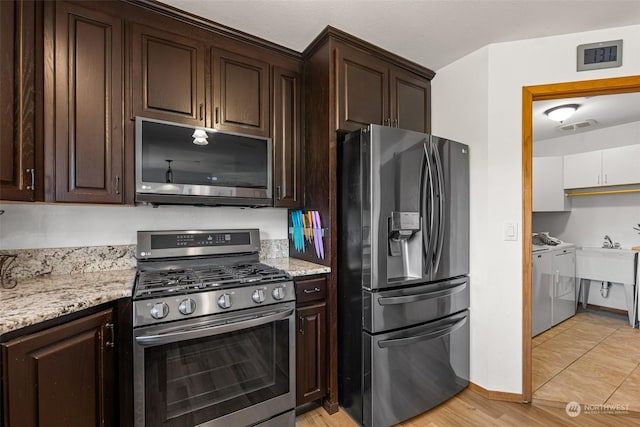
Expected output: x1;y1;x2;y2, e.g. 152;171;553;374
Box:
144;320;290;426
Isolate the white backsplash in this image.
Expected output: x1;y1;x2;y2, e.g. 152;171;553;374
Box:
0;203;288;249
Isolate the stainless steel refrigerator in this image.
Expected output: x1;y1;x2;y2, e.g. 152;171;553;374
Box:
338;125;470;427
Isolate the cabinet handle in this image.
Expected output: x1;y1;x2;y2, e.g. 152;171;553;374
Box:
303;287;321;294
105;322;115;348
299;316;304;334
393;118;398;128
115;176;120;195
215;107;219;125
604;174;607;184
383;118;390;126
199;104;203;121
276;185;281;200
597;175;600;184
25;168;35;190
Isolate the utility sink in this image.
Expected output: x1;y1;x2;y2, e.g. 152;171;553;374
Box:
576;247;638;284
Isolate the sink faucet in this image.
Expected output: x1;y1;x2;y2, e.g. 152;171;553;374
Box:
603;235;621;249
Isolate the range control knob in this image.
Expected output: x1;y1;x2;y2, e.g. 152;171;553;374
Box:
272;286;286;300
178;298;196;315
150;302;169;319
252;289;266;304
217;294;231;309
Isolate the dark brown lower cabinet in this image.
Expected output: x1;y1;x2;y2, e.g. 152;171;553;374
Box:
295;276;327;406
2;308;116;427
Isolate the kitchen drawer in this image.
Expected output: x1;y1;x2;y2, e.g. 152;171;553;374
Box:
295;276;327;304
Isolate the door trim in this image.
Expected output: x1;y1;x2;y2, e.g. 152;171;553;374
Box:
522;75;640;402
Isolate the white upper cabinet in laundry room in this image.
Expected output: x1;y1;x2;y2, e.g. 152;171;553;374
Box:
563;151;602;189
563;144;640;189
601;144;640;186
533;156;571;212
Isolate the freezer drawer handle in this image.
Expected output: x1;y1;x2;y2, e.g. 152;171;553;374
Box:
377;315;467;348
377;281;467;306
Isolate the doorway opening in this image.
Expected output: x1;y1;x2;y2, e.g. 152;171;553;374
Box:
522;75;640;402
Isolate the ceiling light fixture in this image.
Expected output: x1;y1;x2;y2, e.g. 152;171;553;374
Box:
192;129;209;145
544;104;579;123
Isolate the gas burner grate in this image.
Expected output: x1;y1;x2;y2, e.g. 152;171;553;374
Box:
134;262;291;299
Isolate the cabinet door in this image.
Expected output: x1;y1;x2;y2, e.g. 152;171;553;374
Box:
601;144;640;186
296;302;327;405
336;43;388;132
0;0;38;201
273;66;302;208
533;156;570;212
51;1;123;203
563;151;601;189
390;66;431;133
552;249;576;325
532;252;553;336
130;24;205;126
2;309;115;427
211;48;270;136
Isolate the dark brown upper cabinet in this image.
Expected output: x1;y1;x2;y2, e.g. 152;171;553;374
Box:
335;41;432;133
211;48;270;137
390;66;431;133
2;308;116;427
336;43;389;132
272;66;302;208
45;1;124;203
130;23;206;126
0;0;42;202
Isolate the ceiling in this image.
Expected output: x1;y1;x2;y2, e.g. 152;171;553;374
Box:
534;92;640;141
157;0;640;140
158;0;640;71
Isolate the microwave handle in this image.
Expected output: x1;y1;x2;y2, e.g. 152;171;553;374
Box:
135;308;293;346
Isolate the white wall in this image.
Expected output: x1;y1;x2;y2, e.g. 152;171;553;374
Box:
432;24;640;394
0;203;287;249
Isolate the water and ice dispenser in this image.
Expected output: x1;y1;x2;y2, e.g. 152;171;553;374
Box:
387;211;422;280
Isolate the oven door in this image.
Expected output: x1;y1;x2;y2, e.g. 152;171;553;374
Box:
133;303;295;427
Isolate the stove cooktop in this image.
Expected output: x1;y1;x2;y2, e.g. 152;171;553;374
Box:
134;262;291;299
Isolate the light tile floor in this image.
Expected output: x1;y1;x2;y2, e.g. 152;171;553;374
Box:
533;310;640;413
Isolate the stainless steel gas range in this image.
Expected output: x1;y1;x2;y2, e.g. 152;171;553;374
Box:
132;229;295;427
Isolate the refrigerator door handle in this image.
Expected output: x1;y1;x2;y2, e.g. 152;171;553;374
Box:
377;281;467;305
422;141;436;277
377;315;468;348
432;140;446;275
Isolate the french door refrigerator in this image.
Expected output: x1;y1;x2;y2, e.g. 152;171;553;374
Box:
338;124;470;427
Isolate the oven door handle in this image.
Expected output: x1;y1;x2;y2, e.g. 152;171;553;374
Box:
135;308;294;346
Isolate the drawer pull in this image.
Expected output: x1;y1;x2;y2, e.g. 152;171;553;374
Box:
303;287;321;294
105;322;115;348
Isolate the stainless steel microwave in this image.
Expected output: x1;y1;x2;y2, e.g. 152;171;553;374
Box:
135;117;273;207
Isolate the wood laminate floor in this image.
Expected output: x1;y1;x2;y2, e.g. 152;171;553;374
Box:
532;310;640;411
296;387;640;426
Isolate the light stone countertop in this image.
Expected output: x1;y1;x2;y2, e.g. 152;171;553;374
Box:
262;257;331;277
0;269;135;336
0;258;329;337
